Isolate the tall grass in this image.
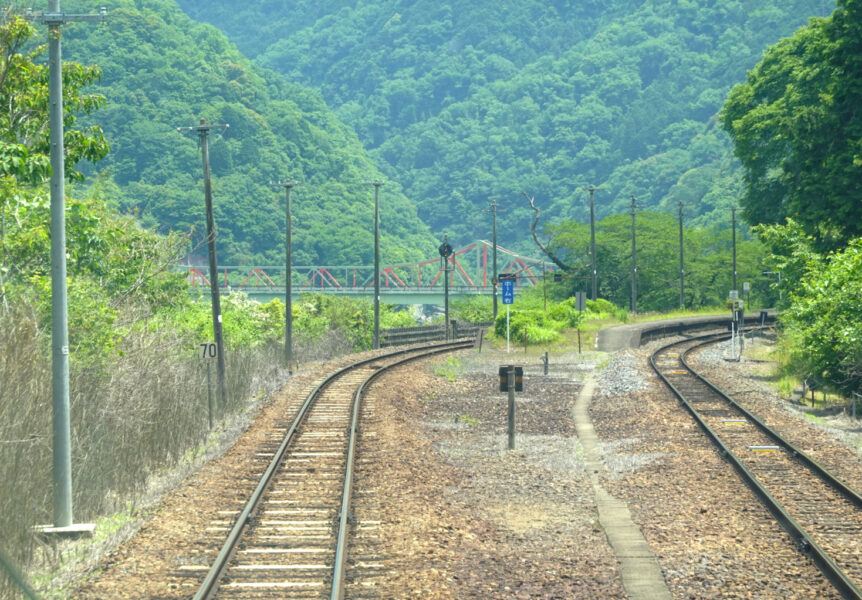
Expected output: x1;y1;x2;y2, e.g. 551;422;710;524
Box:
0;306;52;593
0;303;298;597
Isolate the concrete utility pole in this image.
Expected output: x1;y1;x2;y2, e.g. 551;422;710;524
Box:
731;206;739;292
273;179;297;369
630;195;638;314
178;119;229;408
367;181;384;349
29;1;106;531
588;185;598;300
678;201;685;310
485;200;500;319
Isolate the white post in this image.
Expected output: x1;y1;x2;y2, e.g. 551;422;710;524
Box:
731;321;736;361
506;305;510;354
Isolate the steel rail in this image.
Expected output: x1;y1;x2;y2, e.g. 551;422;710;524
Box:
192;339;473;600
680;339;862;511
330;339;474;600
650;334;862;600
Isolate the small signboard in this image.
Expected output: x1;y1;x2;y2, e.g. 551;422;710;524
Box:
500;274;515;305
498;366;523;392
199;342;217;361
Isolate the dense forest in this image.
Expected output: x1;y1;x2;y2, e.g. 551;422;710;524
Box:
177;0;832;250
58;0;437;267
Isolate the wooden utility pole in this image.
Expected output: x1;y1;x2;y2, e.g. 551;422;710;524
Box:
177;119;229;407
589;185;598;300
630;195;638;314
273;179;297;369
367;181;384;349
678;201;685;310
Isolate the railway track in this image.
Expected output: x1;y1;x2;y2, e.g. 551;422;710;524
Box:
651;333;862;600
188;340;473;600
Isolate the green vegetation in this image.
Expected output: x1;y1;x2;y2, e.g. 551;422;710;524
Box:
176;0;830;250
455;414;479;427
722;0;862;252
772;233;861;397
721;1;862;400
0;11;427;593
492;294;586;345
540;210;771;311
434;356;463;382
57;0;436;267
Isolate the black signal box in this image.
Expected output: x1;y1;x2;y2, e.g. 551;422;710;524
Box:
498;366;523;392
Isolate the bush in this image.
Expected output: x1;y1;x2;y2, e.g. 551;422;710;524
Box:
781;238;862;396
548;298;585;328
451;295;494;322
494;309;563;344
586;298;624;320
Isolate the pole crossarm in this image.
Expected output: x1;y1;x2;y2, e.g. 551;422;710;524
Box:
26;7;107;24
177;123;229;133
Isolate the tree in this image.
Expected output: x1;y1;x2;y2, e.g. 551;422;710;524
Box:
780;236;862;396
1;9;110;306
0;10;108;186
529;208;769;312
721;1;862;251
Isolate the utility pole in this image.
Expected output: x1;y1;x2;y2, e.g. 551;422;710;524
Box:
29;2;106;531
273;179;297;369
444;247;450;341
731;206;738;292
630;195;638;314
485;200;500;319
438;236;453;340
178;119;229;408
588;185;598;301
678;201;685;310
542;261;547;312
368;181;384;349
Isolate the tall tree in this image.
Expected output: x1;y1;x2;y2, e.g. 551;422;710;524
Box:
0;10;108;185
722;0;862;251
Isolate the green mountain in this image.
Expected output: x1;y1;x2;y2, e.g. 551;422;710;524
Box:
174;0;832;250
58;0;436;266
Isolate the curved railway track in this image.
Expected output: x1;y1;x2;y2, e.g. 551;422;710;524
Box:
190;340;473;600
651;333;862;600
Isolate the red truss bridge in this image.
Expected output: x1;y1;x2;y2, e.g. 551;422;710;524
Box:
182;241;554;305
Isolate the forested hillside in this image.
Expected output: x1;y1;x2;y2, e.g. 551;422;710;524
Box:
59;0;436;266
175;0;833;250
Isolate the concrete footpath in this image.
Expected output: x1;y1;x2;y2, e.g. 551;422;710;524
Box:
573;376;673;600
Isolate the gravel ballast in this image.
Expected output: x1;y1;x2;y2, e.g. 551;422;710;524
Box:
58;334;862;599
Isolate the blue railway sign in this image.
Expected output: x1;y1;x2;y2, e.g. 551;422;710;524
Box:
500;276;515;305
